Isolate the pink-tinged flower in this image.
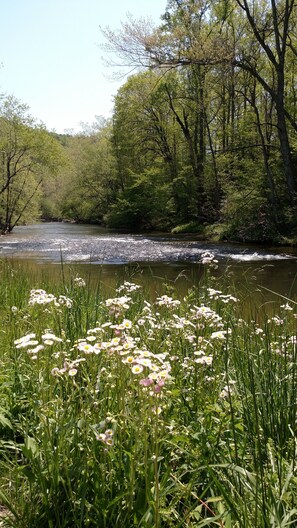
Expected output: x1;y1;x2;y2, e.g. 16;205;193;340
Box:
78;342;94;354
96;433;106;442
68;368;78;377
139;378;153;387
105;429;114;437
96;429;114;447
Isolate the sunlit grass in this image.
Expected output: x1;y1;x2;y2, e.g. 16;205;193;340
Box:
0;258;296;527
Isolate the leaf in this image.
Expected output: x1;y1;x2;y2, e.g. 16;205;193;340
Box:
171;434;190;444
22;436;39;460
0;489;19;519
0;413;13;429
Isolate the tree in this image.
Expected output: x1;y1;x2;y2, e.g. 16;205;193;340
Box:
234;0;297;200
100;0;297;238
110;72;179;229
49;120;118;224
0;96;65;234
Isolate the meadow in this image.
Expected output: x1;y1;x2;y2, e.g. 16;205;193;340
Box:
0;255;296;527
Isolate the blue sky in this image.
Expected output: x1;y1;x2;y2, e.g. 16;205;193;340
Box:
0;0;167;133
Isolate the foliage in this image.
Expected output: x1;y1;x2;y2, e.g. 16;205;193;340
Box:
3;0;297;241
98;0;297;240
105;168;175;230
0;259;297;526
171;221;204;234
0;96;65;233
46;121;118;225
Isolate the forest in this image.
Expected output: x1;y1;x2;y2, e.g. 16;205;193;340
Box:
1;0;297;243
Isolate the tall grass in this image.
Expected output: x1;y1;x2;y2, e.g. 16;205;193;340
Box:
0;258;296;527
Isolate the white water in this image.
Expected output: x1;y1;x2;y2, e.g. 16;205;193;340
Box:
0;222;295;264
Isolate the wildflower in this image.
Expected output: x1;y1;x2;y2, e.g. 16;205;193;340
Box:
268;316;284;325
220;294;238;303
194;355;213;366
51;367;65;376
14;333;36;345
11;306;18;313
123;356;135;364
148;368;159;379
280;303;293;311
27;344;44;355
122;319;132;329
207;288;222;298
86;335;97;342
210;330;227;340
139;378;153;387
105;429;114;437
77;342;95;354
29;289;73;308
255;328;264;335
201;251;218;267
68;368;78;377
93;343;101;354
156;295;181;308
15;333;39;349
110;337;121;346
220;380;236;399
116;281;141;293
29;289;55;305
137;358;152;367
42;332;63;343
74;276;86;288
132;364;144;374
96;428;114;447
57;295;73;308
121;339;135;351
16;339;39;348
219;387;230;399
105;296;131;311
158;369;170;379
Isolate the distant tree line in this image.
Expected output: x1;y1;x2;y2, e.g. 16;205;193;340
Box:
1;0;297;243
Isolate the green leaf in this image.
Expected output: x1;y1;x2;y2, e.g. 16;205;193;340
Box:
22;436;39;459
0;412;13;429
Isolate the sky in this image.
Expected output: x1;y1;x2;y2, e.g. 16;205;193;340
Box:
0;0;167;133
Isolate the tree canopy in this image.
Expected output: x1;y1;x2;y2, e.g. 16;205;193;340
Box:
2;0;297;243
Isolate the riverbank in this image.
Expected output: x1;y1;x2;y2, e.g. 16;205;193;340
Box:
171;220;297;246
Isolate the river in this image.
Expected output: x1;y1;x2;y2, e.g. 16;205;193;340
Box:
0;222;297;304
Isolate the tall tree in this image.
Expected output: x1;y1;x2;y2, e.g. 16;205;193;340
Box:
0;96;65;233
234;0;297;199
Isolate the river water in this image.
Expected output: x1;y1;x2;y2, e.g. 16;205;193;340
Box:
0;222;297;303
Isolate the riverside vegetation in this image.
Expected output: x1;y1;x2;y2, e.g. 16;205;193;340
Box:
0;255;297;527
2;1;297;242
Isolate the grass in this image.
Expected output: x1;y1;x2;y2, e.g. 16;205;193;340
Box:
0;258;296;527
